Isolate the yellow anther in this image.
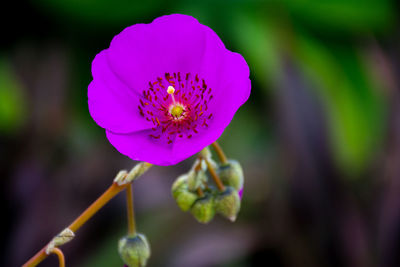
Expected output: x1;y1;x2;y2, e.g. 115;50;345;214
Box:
167;86;175;94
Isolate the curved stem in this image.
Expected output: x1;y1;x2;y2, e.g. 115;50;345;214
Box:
52;248;65;267
23;248;47;267
126;183;136;237
69;183;127;232
194;160;202;171
22;182;129;267
211;141;228;164
205;158;225;192
197;187;204;197
23;162;153;267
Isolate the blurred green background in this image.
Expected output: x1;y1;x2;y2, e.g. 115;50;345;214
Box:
1;0;400;266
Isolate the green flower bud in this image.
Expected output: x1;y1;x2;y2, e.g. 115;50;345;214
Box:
174;187;198;212
191;194;215;224
218;159;244;190
171;173;199;211
187;170;207;191
171;174;189;198
214;186;241;222
118;234;151;267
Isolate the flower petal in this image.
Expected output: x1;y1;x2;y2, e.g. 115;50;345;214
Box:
89;14;251;165
172;52;251;161
88;51;153;133
210;51;251;112
106;14;223;94
106;130;187;166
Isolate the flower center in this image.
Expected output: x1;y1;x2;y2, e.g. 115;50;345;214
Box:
170;105;184;118
138;72;214;144
167;86;184;118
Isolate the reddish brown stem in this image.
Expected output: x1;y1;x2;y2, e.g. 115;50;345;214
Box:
211;141;228;164
52;248;65;267
197;187;205;197
205;159;225;192
126;183;136;237
22;182;129;267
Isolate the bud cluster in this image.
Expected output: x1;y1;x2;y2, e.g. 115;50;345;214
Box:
171;153;244;224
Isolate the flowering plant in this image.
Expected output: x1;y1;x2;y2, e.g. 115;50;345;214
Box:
88;14;250;165
23;14;250;267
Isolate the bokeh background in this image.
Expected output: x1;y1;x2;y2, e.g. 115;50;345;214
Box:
2;0;400;266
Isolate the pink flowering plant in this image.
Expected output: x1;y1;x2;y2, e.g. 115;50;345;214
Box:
89;14;250;165
23;14;250;267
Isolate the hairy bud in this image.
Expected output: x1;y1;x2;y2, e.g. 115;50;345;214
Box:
118;234;150;267
174;188;198;212
214;186;241;222
187;170;207;191
218;160;244;190
171;174;189;198
171;174;198;211
191;194;215;224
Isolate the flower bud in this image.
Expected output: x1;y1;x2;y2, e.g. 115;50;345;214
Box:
187;170;207;191
190;194;215;224
218;159;244;190
118;234;150;267
171;173;199;211
171;174;189;198
214;186;241;222
174;187;198;212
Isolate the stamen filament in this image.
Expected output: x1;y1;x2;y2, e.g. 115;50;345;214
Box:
143;73;213;143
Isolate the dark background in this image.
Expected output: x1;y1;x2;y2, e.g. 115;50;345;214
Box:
2;0;400;266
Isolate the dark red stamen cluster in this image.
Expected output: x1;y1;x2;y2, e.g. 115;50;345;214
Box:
138;72;214;144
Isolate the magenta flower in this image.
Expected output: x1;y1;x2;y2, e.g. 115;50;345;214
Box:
88;14;250;165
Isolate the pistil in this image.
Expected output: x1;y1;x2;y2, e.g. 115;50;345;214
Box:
167;85;177;104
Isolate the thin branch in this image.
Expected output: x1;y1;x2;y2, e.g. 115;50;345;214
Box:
211;141;228;164
23;182;129;267
197;187;205;197
205;158;225;192
52;248;65;267
126;183;136;236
